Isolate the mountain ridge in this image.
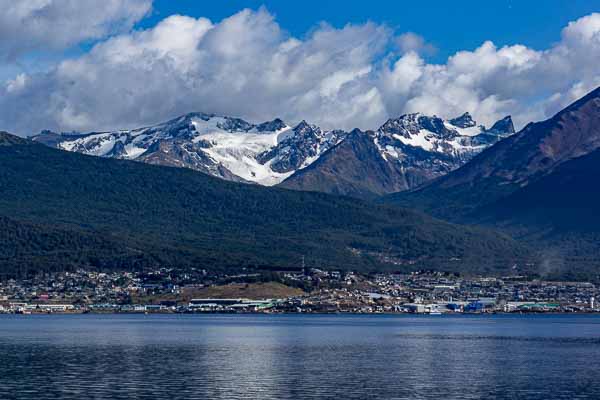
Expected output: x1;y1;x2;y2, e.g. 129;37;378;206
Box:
31;111;514;197
386;86;600;218
383;86;600;279
0;132;530;277
279;113;513;198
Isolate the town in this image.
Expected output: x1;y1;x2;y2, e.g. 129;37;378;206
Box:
0;268;598;315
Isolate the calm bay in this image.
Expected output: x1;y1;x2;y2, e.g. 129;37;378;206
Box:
0;314;598;399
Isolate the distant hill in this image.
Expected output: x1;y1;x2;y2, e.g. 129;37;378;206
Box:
385;87;600;279
0;132;529;278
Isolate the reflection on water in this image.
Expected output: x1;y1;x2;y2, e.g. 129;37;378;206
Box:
0;314;599;399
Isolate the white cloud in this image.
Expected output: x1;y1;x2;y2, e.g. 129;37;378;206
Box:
396;32;437;56
5;73;27;93
0;8;391;134
0;0;152;59
378;13;600;128
0;9;599;136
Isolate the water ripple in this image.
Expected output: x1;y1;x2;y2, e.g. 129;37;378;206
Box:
0;314;599;400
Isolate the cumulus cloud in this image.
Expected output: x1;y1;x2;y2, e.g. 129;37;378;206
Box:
395;32;437;56
0;0;152;60
0;8;391;134
378;12;600;128
0;8;599;136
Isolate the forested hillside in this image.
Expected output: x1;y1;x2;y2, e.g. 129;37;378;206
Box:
0;132;529;278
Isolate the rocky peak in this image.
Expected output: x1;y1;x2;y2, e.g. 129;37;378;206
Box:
379;113;457;140
425;87;600;189
27;102;526;195
488;116;515;135
449;112;476;128
256;118;287;132
216;117;254;132
419;115;457;139
256;121;340;173
293;120;320;137
380;113;421;137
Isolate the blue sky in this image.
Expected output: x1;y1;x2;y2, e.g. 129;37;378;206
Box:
0;1;599;136
145;0;600;62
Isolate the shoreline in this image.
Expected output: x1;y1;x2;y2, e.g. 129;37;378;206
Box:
2;310;600;316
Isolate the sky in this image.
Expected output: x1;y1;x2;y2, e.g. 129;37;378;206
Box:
1;0;599;136
145;0;598;62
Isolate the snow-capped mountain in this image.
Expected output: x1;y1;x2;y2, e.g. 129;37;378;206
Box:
279;113;514;198
257;121;346;174
32;113;344;186
374;112;513;161
32;111;513;194
385;86;600;237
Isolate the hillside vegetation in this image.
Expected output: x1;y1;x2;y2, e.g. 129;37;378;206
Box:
0;133;530;278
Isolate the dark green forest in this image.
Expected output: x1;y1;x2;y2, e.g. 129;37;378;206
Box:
0;133;529;278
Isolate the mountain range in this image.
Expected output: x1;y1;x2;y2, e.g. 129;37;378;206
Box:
32;111;514;198
7;84;600;280
385;86;600;279
280;113;513;198
0;131;528;278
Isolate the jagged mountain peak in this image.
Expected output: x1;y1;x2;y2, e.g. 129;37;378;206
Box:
382;87;600;275
380;113;421;135
215;116;254;132
449;112;476;128
488;115;515;135
256;118;287;132
30;105;521;197
256;120;343;174
379;113;457;140
162;112;274;134
31;112;346;186
386;86;600;216
293;120;319;133
170;114;289;135
281;111;519;198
